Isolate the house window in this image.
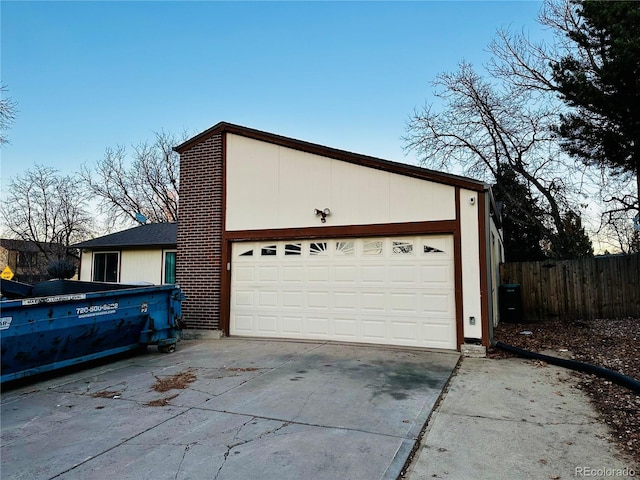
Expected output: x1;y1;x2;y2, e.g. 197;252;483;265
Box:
164;251;176;284
93;252;119;282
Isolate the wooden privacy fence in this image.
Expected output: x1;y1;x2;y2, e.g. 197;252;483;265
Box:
500;254;640;322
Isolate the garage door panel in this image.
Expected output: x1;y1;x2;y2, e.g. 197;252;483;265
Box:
308;317;329;335
308;266;330;282
233;315;254;333
283;266;304;282
308;291;330;309
361;319;386;339
334;265;358;283
334;292;357;310
234;266;255;282
258;291;278;307
389;293;418;312
420;265;452;284
390;321;419;342
235;291;254;306
333;317;358;338
230;236;456;349
282;316;303;334
389;265;418;284
282;291;303;308
421;322;455;347
420;293;454;314
361;265;386;283
361;292;386;311
259;266;279;282
257;315;278;333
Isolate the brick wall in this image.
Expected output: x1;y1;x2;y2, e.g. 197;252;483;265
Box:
176;134;223;330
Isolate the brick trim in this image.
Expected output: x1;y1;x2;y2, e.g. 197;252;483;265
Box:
176;133;224;330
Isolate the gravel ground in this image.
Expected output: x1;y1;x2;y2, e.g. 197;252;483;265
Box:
492;317;640;466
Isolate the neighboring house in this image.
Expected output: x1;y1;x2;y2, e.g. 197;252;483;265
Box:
0;239;70;284
174;122;504;352
73;223;177;285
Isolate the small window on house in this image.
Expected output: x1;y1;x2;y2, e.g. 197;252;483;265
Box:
284;243;302;255
392;241;414;255
309;242;328;256
164;251;176;284
363;240;383;256
261;245;277;256
335;241;355;256
93;252;119;283
423;245;444;254
239;249;254;257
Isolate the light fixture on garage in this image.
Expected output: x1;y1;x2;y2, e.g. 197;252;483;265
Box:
314;208;331;223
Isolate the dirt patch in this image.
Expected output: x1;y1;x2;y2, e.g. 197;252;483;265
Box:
90;390;122;399
145;393;179;407
493;317;639;465
152;369;197;393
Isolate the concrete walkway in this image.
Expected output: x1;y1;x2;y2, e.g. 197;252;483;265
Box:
3;340;637;480
404;357;639;480
1;339;458;480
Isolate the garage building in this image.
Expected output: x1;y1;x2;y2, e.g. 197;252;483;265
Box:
174;122;503;351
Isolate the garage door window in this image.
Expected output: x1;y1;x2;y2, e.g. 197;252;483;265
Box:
423;245;444;254
310;242;328;255
261;245;277;256
364;240;383;255
335;241;355;256
239;249;253;256
392;240;414;255
285;243;302;255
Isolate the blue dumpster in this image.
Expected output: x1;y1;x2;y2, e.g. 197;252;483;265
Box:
0;280;184;383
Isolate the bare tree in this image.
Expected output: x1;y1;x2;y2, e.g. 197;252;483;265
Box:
488;0;638;252
0;165;94;259
404;61;590;257
0;85;18;145
81;131;184;229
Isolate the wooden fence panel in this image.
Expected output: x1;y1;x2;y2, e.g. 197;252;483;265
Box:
500;254;640;322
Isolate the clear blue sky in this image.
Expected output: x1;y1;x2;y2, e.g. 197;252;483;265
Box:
1;1;545;193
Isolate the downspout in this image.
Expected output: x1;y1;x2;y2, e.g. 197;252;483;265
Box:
494;341;640;393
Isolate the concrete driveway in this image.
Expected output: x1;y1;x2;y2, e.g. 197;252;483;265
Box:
1;338;459;480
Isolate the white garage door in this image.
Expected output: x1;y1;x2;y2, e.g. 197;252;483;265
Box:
230;235;456;349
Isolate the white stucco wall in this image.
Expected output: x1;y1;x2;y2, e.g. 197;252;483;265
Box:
489;218;505;327
225;134;456;231
79;250;93;282
120;250;163;284
459;189;482;340
79;249;166;284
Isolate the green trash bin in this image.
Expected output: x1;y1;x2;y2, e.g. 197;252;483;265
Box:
499;284;522;323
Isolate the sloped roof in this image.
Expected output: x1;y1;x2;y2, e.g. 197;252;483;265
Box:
72;223;177;249
0;239;66;253
174;121;488;192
